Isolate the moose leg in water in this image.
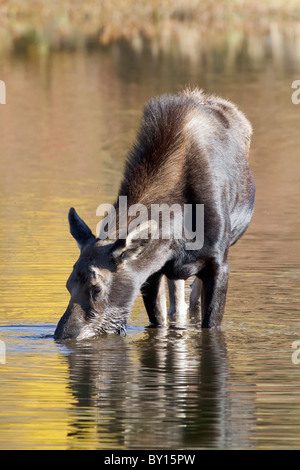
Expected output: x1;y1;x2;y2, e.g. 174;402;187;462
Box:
200;259;230;328
141;273;167;326
189;277;202;313
167;279;187;325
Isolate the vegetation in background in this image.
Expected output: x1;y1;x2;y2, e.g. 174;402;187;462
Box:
0;0;300;55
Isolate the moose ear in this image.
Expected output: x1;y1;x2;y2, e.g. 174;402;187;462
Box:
112;220;158;261
68;207;95;250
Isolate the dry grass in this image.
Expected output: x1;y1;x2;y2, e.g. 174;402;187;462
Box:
0;0;300;54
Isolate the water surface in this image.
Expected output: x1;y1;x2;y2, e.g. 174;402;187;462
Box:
0;37;300;449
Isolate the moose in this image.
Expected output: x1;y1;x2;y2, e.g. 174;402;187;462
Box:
54;88;255;340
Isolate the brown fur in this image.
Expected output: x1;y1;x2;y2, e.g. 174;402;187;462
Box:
54;88;255;339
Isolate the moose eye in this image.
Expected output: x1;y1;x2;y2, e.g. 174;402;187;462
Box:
91;285;101;301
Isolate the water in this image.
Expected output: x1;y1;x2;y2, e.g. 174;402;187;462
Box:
0;35;300;449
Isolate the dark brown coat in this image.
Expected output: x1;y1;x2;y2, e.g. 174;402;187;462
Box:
54;88;255;339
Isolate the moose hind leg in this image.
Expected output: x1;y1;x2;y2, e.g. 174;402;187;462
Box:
201;260;230;328
189;277;202;313
167;279;188;325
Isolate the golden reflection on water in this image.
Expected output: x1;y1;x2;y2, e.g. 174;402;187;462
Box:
0;40;300;449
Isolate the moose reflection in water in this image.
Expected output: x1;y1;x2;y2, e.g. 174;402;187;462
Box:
64;328;256;448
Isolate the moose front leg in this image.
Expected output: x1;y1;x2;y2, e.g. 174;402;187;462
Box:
141;273;167;326
200;260;230;328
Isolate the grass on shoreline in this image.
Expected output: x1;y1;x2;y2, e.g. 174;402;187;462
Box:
0;0;300;55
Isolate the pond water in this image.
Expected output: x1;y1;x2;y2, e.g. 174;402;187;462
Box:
0;34;300;449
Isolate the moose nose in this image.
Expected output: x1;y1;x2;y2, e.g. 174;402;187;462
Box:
54;304;85;340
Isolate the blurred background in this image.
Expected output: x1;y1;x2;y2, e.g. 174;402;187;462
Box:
0;0;300;450
1;0;300;54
